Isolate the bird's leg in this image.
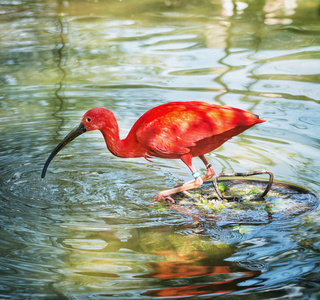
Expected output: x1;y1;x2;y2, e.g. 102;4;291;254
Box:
153;154;204;202
172;155;215;189
199;155;215;180
152;155;216;202
153;176;203;203
179;156;215;200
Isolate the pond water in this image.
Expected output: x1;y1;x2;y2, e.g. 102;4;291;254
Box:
1;0;320;298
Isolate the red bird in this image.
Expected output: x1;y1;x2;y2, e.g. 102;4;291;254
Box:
42;101;265;202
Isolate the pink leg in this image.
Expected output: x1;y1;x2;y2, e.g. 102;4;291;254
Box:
168;155;215;190
199;155;215;180
153;177;203;202
153;154;214;202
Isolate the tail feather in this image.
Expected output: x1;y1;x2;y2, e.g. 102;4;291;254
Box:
253;113;266;123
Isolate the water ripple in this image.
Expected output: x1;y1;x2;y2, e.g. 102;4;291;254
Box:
1;0;320;298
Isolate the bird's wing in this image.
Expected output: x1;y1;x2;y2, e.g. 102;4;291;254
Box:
134;102;259;156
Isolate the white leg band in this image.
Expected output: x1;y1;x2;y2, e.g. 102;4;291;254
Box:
192;171;201;179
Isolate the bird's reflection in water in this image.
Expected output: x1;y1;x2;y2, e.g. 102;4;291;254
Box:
138;251;263;297
85;226;264;298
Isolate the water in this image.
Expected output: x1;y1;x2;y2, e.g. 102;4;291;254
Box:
1;0;320;298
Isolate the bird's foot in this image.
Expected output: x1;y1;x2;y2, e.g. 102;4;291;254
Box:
182;190;193;198
205;166;215;179
194;176;203;187
152;192;175;203
152;177;204;203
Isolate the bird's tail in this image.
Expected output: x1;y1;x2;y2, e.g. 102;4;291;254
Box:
253;113;266;123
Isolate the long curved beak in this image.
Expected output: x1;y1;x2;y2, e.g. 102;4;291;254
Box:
41;122;86;178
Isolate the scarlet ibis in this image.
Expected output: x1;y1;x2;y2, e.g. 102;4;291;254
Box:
42;101;265;202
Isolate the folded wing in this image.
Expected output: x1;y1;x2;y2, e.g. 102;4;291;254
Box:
134;101;263;157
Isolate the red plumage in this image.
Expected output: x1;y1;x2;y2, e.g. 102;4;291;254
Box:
130;101;264;159
42;101;265;202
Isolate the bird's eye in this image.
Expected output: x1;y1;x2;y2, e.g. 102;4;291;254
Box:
86;118;91;122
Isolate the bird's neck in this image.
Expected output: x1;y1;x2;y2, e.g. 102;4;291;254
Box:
99;115;145;158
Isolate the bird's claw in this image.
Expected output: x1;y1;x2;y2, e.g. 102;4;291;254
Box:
152;192;175;204
165;197;175;204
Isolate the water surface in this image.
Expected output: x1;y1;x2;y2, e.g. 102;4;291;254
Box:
1;0;320;298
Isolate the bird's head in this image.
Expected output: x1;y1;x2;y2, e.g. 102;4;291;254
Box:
81;107;112;132
41;107;112;178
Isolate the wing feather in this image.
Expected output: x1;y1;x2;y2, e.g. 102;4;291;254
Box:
133;101;261;157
